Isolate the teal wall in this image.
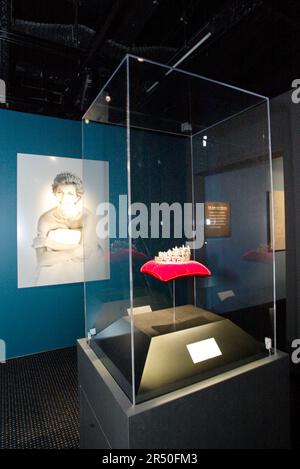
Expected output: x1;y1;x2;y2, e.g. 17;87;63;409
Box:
0;109;85;358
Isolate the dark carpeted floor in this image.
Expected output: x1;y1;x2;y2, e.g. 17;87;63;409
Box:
0;347;79;449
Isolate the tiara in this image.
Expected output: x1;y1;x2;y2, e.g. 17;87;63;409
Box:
155;245;191;264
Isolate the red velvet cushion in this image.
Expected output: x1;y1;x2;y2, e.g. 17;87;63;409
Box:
140;260;212;283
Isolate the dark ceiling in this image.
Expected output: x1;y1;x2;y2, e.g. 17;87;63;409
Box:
0;0;299;119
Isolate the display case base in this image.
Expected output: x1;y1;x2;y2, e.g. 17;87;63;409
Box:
78;339;290;449
89;305;267;403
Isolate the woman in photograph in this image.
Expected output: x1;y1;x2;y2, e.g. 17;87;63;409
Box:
33;172;101;285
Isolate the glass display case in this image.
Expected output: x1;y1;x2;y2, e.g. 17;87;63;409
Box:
82;55;276;405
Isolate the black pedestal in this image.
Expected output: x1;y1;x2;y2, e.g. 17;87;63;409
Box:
78;339;290;449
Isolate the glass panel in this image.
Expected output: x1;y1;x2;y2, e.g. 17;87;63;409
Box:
128;56;275;404
82;54;275;405
82;58;135;403
192;101;275;346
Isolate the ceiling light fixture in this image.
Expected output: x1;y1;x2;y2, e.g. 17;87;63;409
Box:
146;81;160;93
165;32;212;77
146;32;212;94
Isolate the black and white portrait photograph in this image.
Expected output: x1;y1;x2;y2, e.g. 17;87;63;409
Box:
17;153;109;288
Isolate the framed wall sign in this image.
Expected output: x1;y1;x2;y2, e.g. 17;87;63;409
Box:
205;202;231;238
